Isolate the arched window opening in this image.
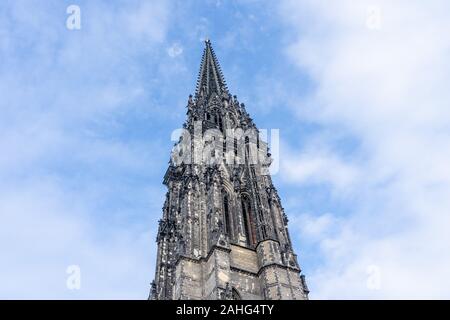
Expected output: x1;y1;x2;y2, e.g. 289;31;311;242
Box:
218;115;223;132
223;195;231;236
241;195;256;246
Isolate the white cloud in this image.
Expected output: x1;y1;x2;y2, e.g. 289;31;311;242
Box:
0;178;158;299
0;1;171;299
281;142;360;194
290;213;338;240
167;42;183;58
124;1;169;43
279;0;450;298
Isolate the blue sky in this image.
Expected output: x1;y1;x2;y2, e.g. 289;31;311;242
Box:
1;0;450;299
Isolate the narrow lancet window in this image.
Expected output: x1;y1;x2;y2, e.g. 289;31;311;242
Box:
241;195;256;246
223;194;231;236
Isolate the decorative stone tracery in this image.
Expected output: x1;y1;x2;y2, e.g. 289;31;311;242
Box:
150;40;309;300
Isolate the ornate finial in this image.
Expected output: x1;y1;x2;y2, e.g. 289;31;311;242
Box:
195;37;228;98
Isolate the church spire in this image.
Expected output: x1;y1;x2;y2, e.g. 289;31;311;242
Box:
150;41;309;301
195;39;228;99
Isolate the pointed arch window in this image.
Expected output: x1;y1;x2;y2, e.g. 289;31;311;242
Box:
241;195;256;246
218;115;223;132
223;194;231;236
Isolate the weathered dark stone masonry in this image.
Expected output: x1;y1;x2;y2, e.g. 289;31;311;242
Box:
150;40;309;300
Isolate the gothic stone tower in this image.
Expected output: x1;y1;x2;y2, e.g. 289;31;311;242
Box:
150;40;309;300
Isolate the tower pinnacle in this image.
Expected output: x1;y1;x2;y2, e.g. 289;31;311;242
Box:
195;40;228;99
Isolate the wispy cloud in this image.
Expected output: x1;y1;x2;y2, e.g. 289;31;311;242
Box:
278;0;450;299
0;1;171;299
281;141;360;195
167;42;183;58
